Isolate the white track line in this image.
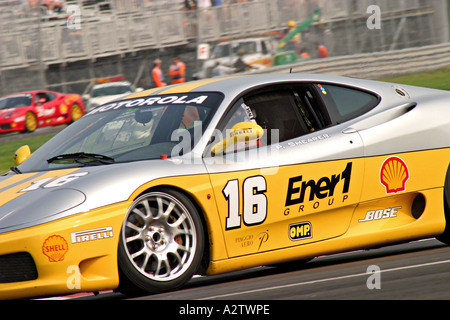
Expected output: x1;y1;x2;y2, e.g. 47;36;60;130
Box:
200;259;450;299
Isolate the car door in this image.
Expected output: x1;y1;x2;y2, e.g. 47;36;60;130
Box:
203;82;368;258
34;92;58;126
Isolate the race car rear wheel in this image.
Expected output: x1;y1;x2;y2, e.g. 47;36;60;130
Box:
117;189;204;295
24;112;37;132
437;166;450;245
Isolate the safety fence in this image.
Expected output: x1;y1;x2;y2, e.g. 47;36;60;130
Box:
0;0;446;70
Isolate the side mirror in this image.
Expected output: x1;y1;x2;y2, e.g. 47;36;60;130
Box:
211;122;264;155
13;145;32;166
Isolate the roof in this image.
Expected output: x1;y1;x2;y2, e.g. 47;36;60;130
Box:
125;73;386;100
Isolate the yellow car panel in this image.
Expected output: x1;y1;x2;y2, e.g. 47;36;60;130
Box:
208;159;364;258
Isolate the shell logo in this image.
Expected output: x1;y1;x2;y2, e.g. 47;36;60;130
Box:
380;156;409;194
42;235;69;262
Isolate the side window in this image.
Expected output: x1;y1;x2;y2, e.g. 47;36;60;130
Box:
315;83;380;123
261;41;268;54
244;90;311;143
213;85;327;154
47;93;57;101
35;92;49;103
35;92;56;103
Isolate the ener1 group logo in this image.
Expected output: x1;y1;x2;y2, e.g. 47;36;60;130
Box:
285;162;352;207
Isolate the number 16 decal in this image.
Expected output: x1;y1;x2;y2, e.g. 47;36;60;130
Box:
223;176;267;230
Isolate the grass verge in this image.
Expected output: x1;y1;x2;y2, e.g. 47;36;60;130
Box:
0;134;56;174
380;67;450;90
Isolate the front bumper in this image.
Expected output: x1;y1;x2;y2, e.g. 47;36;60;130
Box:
0;202;128;300
0;121;23;133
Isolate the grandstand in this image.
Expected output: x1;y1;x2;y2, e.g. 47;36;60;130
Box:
0;0;448;96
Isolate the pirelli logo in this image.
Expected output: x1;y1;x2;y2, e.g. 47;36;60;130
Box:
70;227;113;244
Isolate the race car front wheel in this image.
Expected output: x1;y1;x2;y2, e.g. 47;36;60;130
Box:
24;112;37;132
117;189;205;296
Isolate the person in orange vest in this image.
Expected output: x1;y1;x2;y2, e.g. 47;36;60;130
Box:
299;48;310;59
316;43;329;58
152;59;166;87
169;56;186;84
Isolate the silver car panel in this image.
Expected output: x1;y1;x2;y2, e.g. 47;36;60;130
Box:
1;73;450;234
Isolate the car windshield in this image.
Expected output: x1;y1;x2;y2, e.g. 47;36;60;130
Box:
92;84;132;97
16;92;224;173
0;95;32;109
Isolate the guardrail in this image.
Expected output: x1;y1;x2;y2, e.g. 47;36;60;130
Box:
260;43;450;80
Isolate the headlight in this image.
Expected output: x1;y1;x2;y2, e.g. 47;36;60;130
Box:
1;111;20;119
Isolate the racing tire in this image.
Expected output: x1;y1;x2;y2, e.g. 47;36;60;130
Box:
437;166;450;245
70;103;83;123
117;189;205;296
24;112;37;133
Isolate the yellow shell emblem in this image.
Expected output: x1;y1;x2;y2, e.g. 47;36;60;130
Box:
380;157;409;194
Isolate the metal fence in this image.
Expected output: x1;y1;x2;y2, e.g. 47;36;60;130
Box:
0;0;447;69
0;0;448;96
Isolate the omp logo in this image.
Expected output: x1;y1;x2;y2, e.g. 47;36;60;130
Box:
289;222;312;240
285;162;352;206
380;157;409;194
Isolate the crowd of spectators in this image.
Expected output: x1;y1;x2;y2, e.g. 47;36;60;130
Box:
1;0;304;16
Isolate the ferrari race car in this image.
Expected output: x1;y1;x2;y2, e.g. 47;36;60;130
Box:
0;90;85;134
1;74;449;299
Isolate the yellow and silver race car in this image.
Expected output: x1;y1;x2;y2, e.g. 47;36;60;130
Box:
1;74;449;299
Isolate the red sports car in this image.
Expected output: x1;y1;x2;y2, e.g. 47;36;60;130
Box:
0;90;85;134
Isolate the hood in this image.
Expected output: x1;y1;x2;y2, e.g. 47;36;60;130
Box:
0;159;207;234
0;108;17;117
